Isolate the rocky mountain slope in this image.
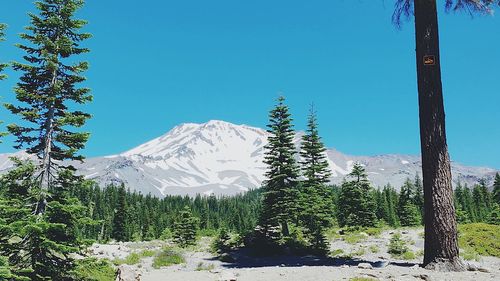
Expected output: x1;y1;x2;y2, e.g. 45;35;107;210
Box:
0;120;497;197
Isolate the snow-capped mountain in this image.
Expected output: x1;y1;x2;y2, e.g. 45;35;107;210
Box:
0;120;498;197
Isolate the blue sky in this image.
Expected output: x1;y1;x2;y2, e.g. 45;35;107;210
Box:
0;0;499;168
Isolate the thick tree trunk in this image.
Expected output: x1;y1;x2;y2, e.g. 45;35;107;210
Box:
414;0;465;271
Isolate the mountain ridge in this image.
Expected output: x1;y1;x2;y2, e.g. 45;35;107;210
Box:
0;120;498;197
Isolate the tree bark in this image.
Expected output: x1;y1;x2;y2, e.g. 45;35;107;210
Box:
414;0;465;271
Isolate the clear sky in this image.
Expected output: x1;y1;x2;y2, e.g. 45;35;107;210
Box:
0;0;498;169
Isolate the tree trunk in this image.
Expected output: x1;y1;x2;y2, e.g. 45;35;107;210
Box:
414;0;464;271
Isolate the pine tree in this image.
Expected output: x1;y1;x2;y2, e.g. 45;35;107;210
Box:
0;159;89;280
5;0;92;216
260;96;300;238
0;1;93;279
493;173;500;205
398;179;421;227
112;184;128;242
337;163;377;228
298;106;333;254
382;184;400;227
472;184;488;222
461;184;477;222
173;206;198;247
413;174;424;220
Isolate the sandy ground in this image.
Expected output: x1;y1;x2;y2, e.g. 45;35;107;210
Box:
89;229;500;281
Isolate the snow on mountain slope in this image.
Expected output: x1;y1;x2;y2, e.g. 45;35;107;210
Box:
0;120;498;197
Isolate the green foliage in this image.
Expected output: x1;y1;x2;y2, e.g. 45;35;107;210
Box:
260;96;300;239
297;107;335;254
112;184;128;241
152;247;185;269
0;160;92;280
0;255;28;281
5;0;92;163
140;249;157;258
493;173;500;205
487;204;500;225
160;228;173;240
402;251;416;260
173;206;198;247
74;258;115;281
337;164;377;228
70;184;262;243
343;232;367;245
369;245;380;253
397;179;422;227
211;228;232;254
458;223;500;257
113;252;141;266
195;262;215;271
388;232;409;258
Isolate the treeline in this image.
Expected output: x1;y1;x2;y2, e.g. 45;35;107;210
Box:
70;183;262;242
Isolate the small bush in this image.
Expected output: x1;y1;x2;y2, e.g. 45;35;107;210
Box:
113;252;141;265
344;233;367;244
195;262;215;271
160;228;173;240
152;248;185;269
369;245;380;253
388;232;409;258
402;251;416;260
365;227;382;237
74;258;116;281
331;249;344;257
211;228;232;254
350;247;366;257
140;249;156;258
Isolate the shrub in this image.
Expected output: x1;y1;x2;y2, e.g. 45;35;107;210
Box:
113;252;141;266
402;251;416;260
388;232;409;258
369;245;380;253
461;248;481;261
74;258;116;281
364;227;383;237
344;233;367;244
195;262;215;271
152;248;185;269
350;247;366;257
160;228;173;240
458;223;500;257
211;228;232;254
331;249;344;257
140;249;156;258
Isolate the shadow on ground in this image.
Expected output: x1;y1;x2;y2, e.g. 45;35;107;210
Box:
207;248;419;269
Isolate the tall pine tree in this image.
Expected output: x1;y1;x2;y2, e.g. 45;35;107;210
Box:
298;106;333;254
260;96;300;238
0;1;93;279
5;0;92;216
